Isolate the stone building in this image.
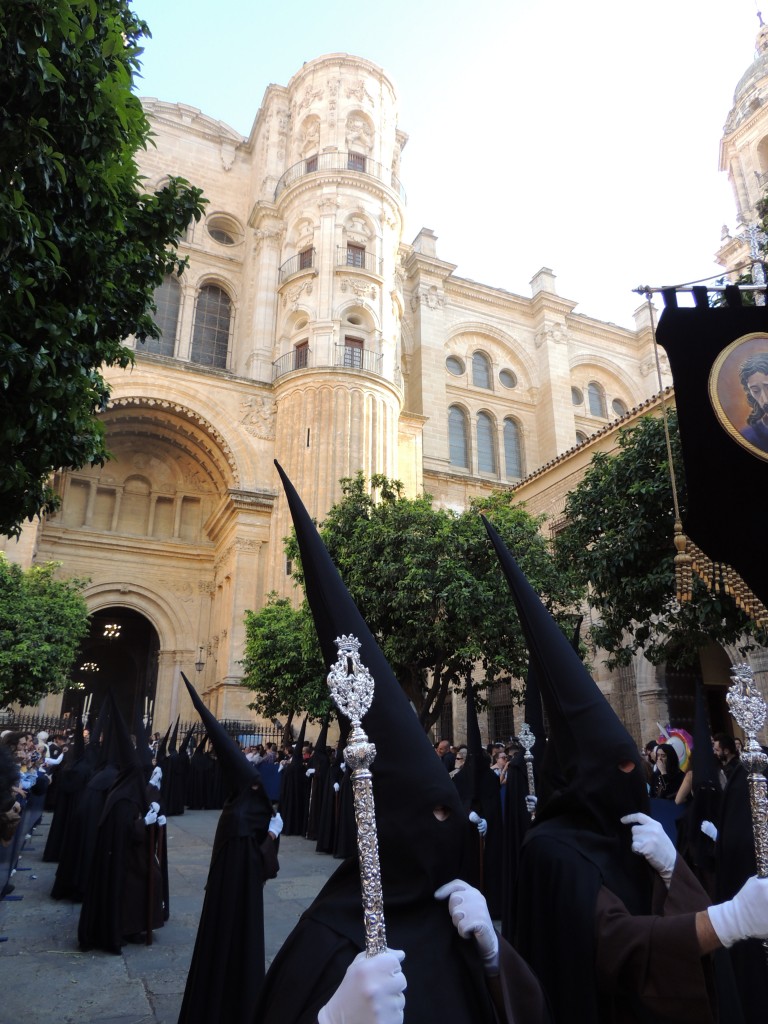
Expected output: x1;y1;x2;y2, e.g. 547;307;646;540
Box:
4;44;765;742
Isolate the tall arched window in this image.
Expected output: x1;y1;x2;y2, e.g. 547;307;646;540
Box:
448;406;469;468
143;276;181;356
503;418;524;479
472;352;492;389
191;284;232;369
477;411;497;474
587;381;607;417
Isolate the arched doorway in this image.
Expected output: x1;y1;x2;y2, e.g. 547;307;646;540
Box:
659;641;734;736
61;607;160;728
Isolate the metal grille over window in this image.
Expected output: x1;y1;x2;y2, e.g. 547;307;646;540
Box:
472;352;492;389
588;381;607;417
504;418;524;479
190;285;231;369
143;276;180;356
477;411;497;473
448;406;469;468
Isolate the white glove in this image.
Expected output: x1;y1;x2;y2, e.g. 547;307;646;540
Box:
468;811;488;837
621;812;676;888
707;876;768;947
157;815;167;826
340;762;347;773
434;880;499;976
149;766;162;789
701;820;718;842
269;813;283;838
144;809;158;826
306;768;316;777
149;801;160;815
318;948;406;1024
525;795;537;814
333;782;340;793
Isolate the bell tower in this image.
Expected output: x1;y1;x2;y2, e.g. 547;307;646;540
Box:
717;16;768;273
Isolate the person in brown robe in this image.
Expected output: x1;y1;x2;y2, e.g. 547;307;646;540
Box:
484;518;768;1024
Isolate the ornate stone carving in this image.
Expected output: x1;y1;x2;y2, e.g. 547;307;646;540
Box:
294;87;323;117
340;279;376;299
410;285;445;311
346;115;373;152
346;80;374;106
239;395;276;439
534;325;567;349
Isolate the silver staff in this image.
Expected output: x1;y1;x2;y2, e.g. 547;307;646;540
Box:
726;663;768;961
327;634;387;956
518;722;536;819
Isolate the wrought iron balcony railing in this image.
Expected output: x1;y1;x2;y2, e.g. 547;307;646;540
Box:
335;246;384;276
278;248;317;283
272;345;390;383
275;151;406;203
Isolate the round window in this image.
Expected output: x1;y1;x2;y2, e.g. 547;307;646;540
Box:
207;215;241;246
499;369;517;389
446;356;465;376
571;387;584;406
612;398;628;417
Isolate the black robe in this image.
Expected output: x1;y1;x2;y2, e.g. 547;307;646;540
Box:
178;782;275;1022
42;756;91;863
500;752;531;941
78;773;163;952
51;763;118;900
254;858;549;1023
714;758;768;1020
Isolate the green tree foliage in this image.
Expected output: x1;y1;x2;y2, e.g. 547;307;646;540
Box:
242;594;331;725
554;411;766;669
0;1;206;536
286;474;582;731
0;555;90;707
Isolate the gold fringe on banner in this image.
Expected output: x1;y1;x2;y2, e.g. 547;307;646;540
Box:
674;519;768;629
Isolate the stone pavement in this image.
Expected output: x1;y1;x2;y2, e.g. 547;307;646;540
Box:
0;811;338;1024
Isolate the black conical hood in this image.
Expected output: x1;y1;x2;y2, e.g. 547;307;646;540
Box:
156;722;172;762
275;461;474;902
132;704;153;771
452;682;488;811
292;715;308;761
100;693;146;823
72;712;85;762
169;716;180;755
483;516;649;834
181;725;196;755
309;715;330;769
181;672;259;791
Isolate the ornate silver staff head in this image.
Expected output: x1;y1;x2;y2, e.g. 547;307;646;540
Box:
519;722;536;758
726;663;768;884
327;634;386;955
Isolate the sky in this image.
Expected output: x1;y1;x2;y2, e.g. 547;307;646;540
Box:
131;0;762;328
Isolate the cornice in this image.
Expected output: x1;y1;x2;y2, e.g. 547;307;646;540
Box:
274;172;404;216
141;99;245;145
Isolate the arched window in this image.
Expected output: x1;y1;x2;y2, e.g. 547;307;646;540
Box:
472;352;492;389
448;406;469;468
587;381;607;417
477;411;497;474
191;285;232;369
143;276;180;356
575;430;588;446
503;418;524;479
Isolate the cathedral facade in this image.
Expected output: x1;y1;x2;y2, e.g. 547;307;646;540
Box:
5;43;765;738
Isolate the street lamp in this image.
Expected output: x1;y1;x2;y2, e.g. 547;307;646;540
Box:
195;646;205;673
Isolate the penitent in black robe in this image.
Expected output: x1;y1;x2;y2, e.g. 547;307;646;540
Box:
254;858;548;1024
78;775;163;953
178;782;275;1023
